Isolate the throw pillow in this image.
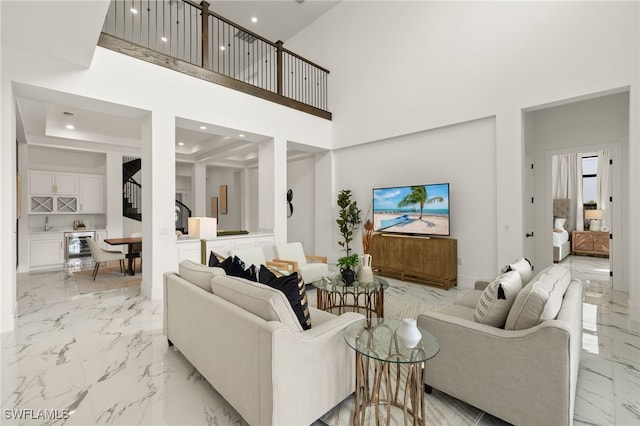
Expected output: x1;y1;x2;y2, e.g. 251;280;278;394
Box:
217;255;257;282
505;258;534;285
505;265;571;330
259;266;311;330
208;251;226;267
473;271;522;328
178;259;226;292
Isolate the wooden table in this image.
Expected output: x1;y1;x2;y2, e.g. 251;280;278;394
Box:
104;237;142;275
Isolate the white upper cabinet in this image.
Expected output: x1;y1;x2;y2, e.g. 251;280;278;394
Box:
79;175;105;213
29;171;78;195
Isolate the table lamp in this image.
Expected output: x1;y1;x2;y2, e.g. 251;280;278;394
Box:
585;209;603;231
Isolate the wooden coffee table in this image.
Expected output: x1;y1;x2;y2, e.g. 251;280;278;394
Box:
313;274;389;319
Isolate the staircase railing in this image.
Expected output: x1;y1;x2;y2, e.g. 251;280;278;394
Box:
175;200;191;234
100;0;330;119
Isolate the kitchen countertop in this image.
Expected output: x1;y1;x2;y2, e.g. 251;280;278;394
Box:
29;228;107;235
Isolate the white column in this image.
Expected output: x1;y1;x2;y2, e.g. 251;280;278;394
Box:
194;161;207;217
627;83;640;332
105;152;123;241
141;110;175;300
315;150;335;262
258;137;287;242
0;76;17;332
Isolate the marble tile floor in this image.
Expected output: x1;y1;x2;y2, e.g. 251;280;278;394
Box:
1;256;638;425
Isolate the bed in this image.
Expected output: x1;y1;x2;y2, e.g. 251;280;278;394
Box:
553;199;572;262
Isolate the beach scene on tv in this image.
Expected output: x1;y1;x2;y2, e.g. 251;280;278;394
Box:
373;184;450;236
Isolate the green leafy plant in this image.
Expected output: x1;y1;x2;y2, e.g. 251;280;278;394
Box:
336;189;362;260
337;253;359;270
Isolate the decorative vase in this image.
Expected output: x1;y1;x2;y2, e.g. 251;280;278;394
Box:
341;268;356;286
396;318;422;349
357;254;374;283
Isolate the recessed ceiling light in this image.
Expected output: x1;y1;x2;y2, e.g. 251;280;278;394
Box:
239;134;245;138
65;124;75;130
199;125;207;130
219;45;226;51
251;17;258;23
178;142;185;146
161;36;168;42
130;7;138;14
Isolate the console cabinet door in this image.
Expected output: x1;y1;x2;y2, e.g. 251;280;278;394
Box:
403;238;424;275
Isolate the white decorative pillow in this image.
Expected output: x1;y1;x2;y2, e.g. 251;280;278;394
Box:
179;260;226;292
505;265;571;330
506;258;534;285
554;217;567;230
473;271;522;328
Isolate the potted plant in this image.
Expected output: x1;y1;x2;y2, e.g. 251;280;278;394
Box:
336;189;361;285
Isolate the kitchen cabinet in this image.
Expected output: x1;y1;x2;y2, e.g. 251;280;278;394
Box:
28;171;104;214
29;232;64;269
95;230;108;250
29;171;77;196
79;175;105;213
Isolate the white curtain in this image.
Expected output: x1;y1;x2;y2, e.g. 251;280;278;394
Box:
597;149;612;230
552;154;583;231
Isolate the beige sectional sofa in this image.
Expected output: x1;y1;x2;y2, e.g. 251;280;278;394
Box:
163;260;364;426
417;263;583;426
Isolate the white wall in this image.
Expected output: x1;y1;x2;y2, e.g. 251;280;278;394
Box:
329;117;497;288
286;156;316;251
206;166;241;231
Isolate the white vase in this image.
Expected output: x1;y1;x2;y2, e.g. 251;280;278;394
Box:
357;254;374;283
396;318;422;349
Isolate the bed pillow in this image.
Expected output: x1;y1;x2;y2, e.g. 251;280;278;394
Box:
554;217;567;230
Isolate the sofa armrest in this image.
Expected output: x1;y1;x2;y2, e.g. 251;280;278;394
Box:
265;260;293;273
258;312;364;425
417;310;575;426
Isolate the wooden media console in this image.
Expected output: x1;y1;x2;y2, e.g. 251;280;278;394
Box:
369;233;457;289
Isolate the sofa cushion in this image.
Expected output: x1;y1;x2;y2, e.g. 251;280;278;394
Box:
505;258;534;285
473;271;522;327
210;275;303;331
259;267;311;330
505;265;572;330
454;290;483;309
178;260;226;292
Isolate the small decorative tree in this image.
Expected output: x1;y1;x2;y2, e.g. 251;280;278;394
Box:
336;189;361;284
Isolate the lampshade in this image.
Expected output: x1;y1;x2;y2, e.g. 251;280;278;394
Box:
188;217;217;240
585;210;603;220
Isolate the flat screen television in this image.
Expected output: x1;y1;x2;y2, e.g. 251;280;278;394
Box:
372;183;450;236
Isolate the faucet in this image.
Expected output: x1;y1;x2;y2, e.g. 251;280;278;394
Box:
44;216;53;231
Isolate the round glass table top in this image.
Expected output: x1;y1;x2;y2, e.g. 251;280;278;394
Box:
344;318;439;364
313;273;389;294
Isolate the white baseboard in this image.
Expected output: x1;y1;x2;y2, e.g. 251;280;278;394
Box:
629;299;640;334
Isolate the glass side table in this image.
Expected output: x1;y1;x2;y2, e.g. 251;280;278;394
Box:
313;274;389;319
343;318;440;426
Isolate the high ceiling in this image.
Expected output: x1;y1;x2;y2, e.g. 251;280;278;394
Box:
10;0;339;168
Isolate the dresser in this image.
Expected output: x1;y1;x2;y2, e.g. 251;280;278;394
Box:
572;231;609;257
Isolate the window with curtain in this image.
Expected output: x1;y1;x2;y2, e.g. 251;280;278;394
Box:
582;156;598;208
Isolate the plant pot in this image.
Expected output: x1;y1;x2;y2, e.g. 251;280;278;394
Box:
341;267;356;286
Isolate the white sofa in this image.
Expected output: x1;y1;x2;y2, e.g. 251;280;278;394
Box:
417;263;583;426
163;260;364;426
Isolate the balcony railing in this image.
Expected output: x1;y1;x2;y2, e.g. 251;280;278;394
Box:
100;0;331;119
